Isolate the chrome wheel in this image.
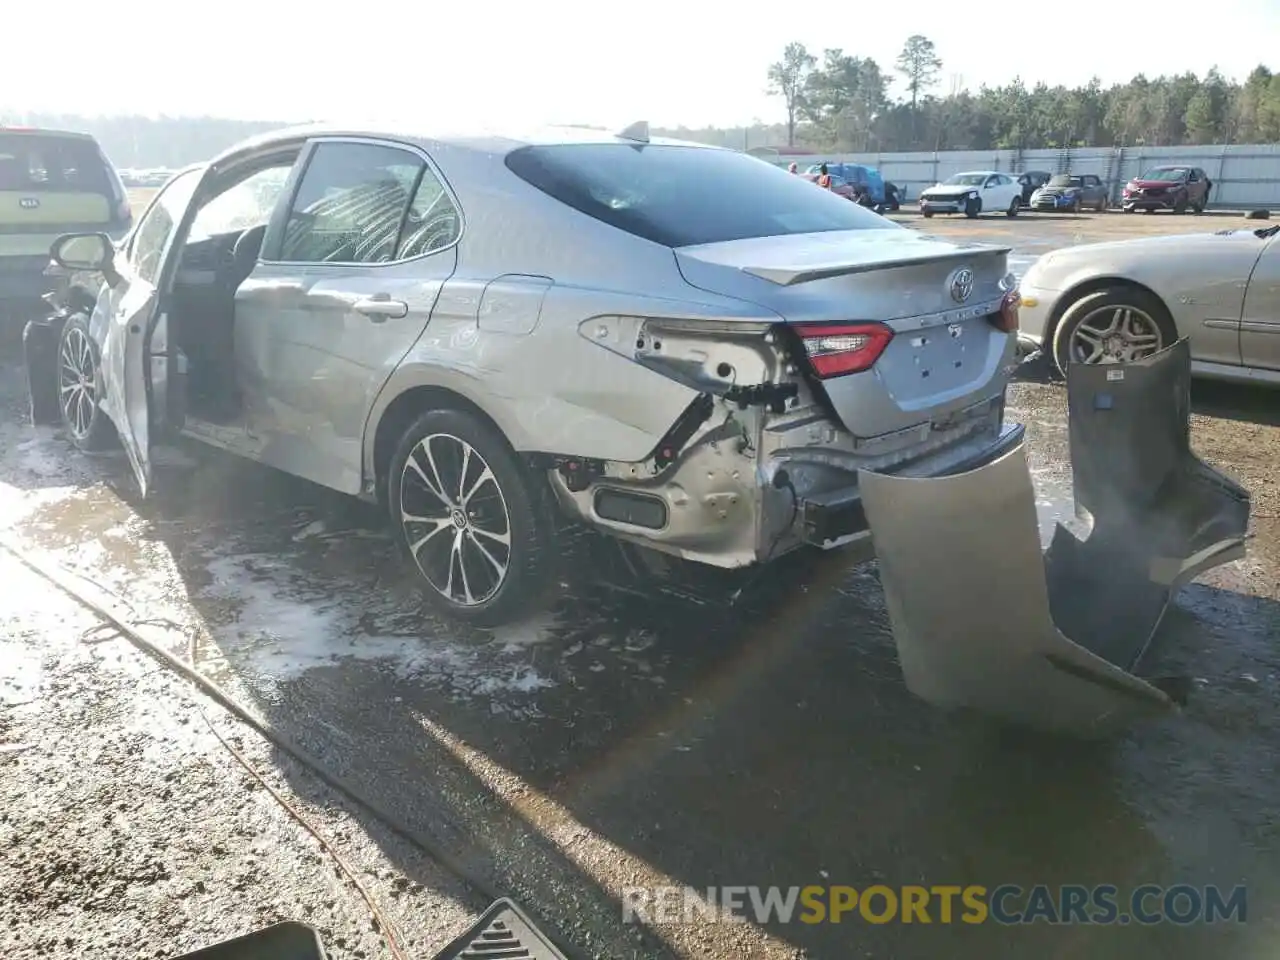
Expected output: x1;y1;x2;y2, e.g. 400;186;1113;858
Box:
59;326;98;441
1070;305;1164;364
399;432;512;607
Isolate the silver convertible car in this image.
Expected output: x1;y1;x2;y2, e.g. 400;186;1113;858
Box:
24;123;1023;624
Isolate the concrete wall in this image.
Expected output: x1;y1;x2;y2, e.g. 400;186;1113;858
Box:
768;144;1280;209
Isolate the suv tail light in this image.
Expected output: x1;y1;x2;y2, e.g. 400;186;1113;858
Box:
793;322;893;378
991;289;1021;333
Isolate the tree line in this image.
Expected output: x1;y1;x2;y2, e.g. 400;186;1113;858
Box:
749;36;1280;153
6;41;1279;168
0;113;289;169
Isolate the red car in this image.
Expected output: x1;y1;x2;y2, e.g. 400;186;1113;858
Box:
1121;165;1212;214
802;171;858;201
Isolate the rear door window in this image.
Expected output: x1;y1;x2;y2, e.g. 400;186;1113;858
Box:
505;143;887;247
0;134;112;194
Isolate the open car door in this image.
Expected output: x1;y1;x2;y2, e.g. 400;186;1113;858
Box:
96;167;202;496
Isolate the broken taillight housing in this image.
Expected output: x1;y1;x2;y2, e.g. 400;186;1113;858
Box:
793;322;894;378
991;288;1021;333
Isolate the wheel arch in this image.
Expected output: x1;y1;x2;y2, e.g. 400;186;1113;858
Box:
367;381;517;507
1043;275;1177;354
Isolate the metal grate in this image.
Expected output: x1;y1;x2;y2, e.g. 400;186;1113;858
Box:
431;900;569;960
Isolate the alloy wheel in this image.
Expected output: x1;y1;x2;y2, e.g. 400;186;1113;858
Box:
1070;305;1164;364
399;432;512;607
59;327;98;441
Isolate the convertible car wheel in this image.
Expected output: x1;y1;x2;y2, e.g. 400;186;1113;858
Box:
388;407;553;625
1051;286;1176;376
57;313;116;452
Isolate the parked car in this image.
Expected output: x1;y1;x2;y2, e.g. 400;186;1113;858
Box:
919;171;1023;219
1029;173;1109;213
0;126;132;310
802;170;859;202
23;124;1023;625
804;163;888;209
1018;222;1280;382
1015;171;1053;207
1121;166;1212;214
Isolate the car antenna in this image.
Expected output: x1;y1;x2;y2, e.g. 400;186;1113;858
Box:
616;120;650;143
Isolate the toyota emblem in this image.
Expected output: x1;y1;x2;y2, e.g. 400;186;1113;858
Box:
948;267;974;303
19;197;40;209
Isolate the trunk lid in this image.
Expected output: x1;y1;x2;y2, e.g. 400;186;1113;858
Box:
675;228;1015;438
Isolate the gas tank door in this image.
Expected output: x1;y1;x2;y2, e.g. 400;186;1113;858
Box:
476;274;554;335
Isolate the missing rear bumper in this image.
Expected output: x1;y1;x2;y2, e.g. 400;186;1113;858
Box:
858;339;1250;737
798;421;1026;548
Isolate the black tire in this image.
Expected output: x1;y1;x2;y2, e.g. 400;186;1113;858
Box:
1096;195;1108;212
57;312;117;452
1173;193;1188;214
387;407;555;626
1069;196;1081;214
964;197;981;218
922;210;934;218
1050;285;1177;378
1005;197;1020;218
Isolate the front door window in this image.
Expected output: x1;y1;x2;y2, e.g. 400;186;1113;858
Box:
125;169;201;283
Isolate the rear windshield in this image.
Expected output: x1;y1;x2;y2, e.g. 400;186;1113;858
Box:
1048;175;1083;187
504;144;888;247
0;134;114;194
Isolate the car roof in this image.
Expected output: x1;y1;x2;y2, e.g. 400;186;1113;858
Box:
953;170;1001;176
208;122;722;167
0;125;97;141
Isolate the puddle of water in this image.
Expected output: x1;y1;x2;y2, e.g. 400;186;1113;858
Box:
196;552;562;706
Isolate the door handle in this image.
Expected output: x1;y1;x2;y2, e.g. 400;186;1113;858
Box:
354;295;408;321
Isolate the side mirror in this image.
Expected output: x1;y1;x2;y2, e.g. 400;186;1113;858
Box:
50;232;115;272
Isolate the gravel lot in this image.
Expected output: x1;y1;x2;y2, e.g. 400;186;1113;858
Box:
2;210;1279;960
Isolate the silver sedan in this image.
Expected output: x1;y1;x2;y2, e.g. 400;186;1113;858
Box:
26;123;1022;625
1018;223;1280;383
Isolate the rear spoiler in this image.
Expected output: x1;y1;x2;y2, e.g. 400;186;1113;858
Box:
742;244;1013;287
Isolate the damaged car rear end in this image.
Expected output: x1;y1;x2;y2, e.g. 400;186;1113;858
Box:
500;138;1023;574
22;126;1022;629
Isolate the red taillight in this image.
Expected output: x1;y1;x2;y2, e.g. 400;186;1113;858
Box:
992;289;1021;333
793;322;894;378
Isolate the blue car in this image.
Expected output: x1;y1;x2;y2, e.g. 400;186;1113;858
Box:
804;162;890;209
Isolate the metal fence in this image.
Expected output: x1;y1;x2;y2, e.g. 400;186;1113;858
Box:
768;144;1280;209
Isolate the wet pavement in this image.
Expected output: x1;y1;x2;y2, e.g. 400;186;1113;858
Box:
3;216;1280;959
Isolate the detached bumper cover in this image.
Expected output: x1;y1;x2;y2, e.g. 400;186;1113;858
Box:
858;339;1250;736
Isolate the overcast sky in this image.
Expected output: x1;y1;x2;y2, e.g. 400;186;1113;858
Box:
4;0;1277;129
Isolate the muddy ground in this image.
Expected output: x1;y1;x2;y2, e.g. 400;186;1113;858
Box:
3;213;1280;960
